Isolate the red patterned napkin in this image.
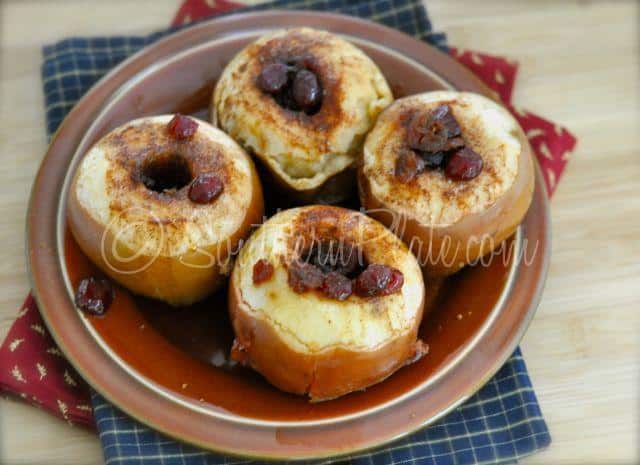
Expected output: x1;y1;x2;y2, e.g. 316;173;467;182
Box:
0;1;576;428
449;46;576;195
0;295;94;427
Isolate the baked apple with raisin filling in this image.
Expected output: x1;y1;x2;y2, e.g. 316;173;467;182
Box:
358;91;534;276
212;27;393;204
67;115;264;306
228;205;427;401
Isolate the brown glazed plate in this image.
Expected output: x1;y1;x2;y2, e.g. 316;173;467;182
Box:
27;11;550;460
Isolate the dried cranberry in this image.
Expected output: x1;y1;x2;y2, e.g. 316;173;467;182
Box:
399;104;481;182
385;268;405;294
292;69;321;112
321;272;353;301
75;277;114;316
252;259;274;284
354;264;404;297
395;150;425;182
445;147;484;180
167;114;198;140
287;260;325;293
189;173;224;204
257;62;289;94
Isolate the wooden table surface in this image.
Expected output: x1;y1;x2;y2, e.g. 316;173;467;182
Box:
1;0;638;464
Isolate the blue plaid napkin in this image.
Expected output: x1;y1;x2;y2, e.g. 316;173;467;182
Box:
90;350;549;465
41;0;550;463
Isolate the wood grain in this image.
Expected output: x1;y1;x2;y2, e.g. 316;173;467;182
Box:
1;1;638;464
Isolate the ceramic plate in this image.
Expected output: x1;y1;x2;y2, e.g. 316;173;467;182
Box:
27;11;550;460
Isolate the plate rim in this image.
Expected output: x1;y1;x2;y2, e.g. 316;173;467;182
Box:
27;10;550;460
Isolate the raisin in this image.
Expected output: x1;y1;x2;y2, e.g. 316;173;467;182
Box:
395;150;425;182
419;151;445;169
354;264;404;297
321;272;353;301
252;259;274;284
288;54;315;70
75;277;114;316
257;59;323;114
442;136;465;151
188;173;224;204
407;112;448;153
257;62;289;94
424;121;449;152
167;114;198;139
431;104;461;137
292;69;321;112
400;104;482;181
287;260;325;293
406;105;464;153
445;147;484;180
288;250;403;301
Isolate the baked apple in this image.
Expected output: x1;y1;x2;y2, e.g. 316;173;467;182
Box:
67;115;264;306
212;27;393;204
358;91;534;275
228;205;427;401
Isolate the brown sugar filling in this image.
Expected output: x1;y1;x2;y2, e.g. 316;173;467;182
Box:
395;104;483;182
286;241;403;301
